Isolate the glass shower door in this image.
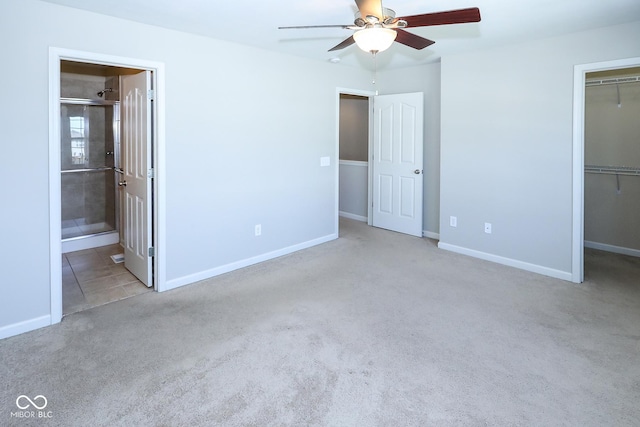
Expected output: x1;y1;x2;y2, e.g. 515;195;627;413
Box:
61;100;119;240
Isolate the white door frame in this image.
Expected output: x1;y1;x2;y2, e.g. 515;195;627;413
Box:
335;87;376;234
49;47;167;324
571;56;640;283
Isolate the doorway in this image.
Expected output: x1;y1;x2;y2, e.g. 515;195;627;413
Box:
338;93;370;224
58;61;151;315
49;48;166;324
336;89;425;237
572;56;640;283
336;88;374;234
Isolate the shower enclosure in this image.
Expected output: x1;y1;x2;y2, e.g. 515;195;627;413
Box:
61;98;120;244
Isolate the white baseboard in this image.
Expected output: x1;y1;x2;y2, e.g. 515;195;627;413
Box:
162;233;338;292
422;230;440;240
0;315;51;341
437;242;573;282
585;241;640;258
339;211;367;222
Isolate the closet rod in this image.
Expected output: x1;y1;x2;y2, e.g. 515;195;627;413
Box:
584;165;640;176
585;76;640;86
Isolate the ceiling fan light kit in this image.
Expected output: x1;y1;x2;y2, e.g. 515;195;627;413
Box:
353;27;397;53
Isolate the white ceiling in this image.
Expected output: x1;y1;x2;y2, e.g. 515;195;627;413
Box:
41;0;640;70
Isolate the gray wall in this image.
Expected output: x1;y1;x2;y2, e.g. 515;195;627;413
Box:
585;74;640;251
378;63;442;237
0;0;372;335
339;95;368;161
339;162;368;219
439;21;640;277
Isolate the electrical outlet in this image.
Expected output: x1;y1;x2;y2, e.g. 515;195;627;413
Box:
255;224;261;236
484;222;492;234
450;216;457;227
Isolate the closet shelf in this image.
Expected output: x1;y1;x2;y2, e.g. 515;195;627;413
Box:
586;76;640;86
585;165;640;176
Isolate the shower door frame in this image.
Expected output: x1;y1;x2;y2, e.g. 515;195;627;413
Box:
60;97;120;249
48;47;167;324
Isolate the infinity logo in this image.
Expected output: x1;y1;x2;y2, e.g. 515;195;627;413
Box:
16;395;48;410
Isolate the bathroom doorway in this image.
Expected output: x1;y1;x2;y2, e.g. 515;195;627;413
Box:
49;48;166;323
60;61;151;315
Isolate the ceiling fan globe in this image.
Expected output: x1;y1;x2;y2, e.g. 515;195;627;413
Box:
353;27;397;53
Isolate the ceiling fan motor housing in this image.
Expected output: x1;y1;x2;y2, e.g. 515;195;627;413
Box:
355;7;399;27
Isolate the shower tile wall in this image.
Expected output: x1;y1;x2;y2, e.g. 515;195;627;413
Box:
61;73;108;99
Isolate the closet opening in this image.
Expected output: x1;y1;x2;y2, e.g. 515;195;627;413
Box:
583;66;640;283
573;60;640;284
584;67;640;260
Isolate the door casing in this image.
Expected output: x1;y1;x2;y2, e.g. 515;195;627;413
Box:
49;47;167;324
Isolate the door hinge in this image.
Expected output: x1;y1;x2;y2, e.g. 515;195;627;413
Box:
147;89;154;100
148;247;155;257
147;168;154;178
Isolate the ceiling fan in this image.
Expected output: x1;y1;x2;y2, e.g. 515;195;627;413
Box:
279;0;481;54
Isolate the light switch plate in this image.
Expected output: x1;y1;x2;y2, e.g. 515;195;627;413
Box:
320;156;330;167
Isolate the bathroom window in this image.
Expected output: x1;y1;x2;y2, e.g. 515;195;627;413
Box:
69;115;86;165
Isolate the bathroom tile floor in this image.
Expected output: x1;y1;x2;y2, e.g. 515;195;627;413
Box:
62;244;151;316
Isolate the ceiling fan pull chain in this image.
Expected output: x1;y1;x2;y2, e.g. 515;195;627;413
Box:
372;51;379;95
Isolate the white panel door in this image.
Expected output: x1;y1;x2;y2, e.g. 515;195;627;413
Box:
372;92;424;237
121;71;152;287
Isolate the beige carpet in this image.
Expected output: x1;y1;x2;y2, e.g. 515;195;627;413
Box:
1;218;639;426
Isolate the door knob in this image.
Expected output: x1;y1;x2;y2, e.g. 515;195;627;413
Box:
414;169;421;174
118;180;127;187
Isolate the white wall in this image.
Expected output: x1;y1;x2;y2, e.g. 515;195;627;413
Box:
0;0;373;338
377;63;442;237
438;21;640;279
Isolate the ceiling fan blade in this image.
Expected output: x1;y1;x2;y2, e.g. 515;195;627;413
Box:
278;24;352;30
355;0;383;20
394;29;435;50
400;7;481;28
328;35;355;52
